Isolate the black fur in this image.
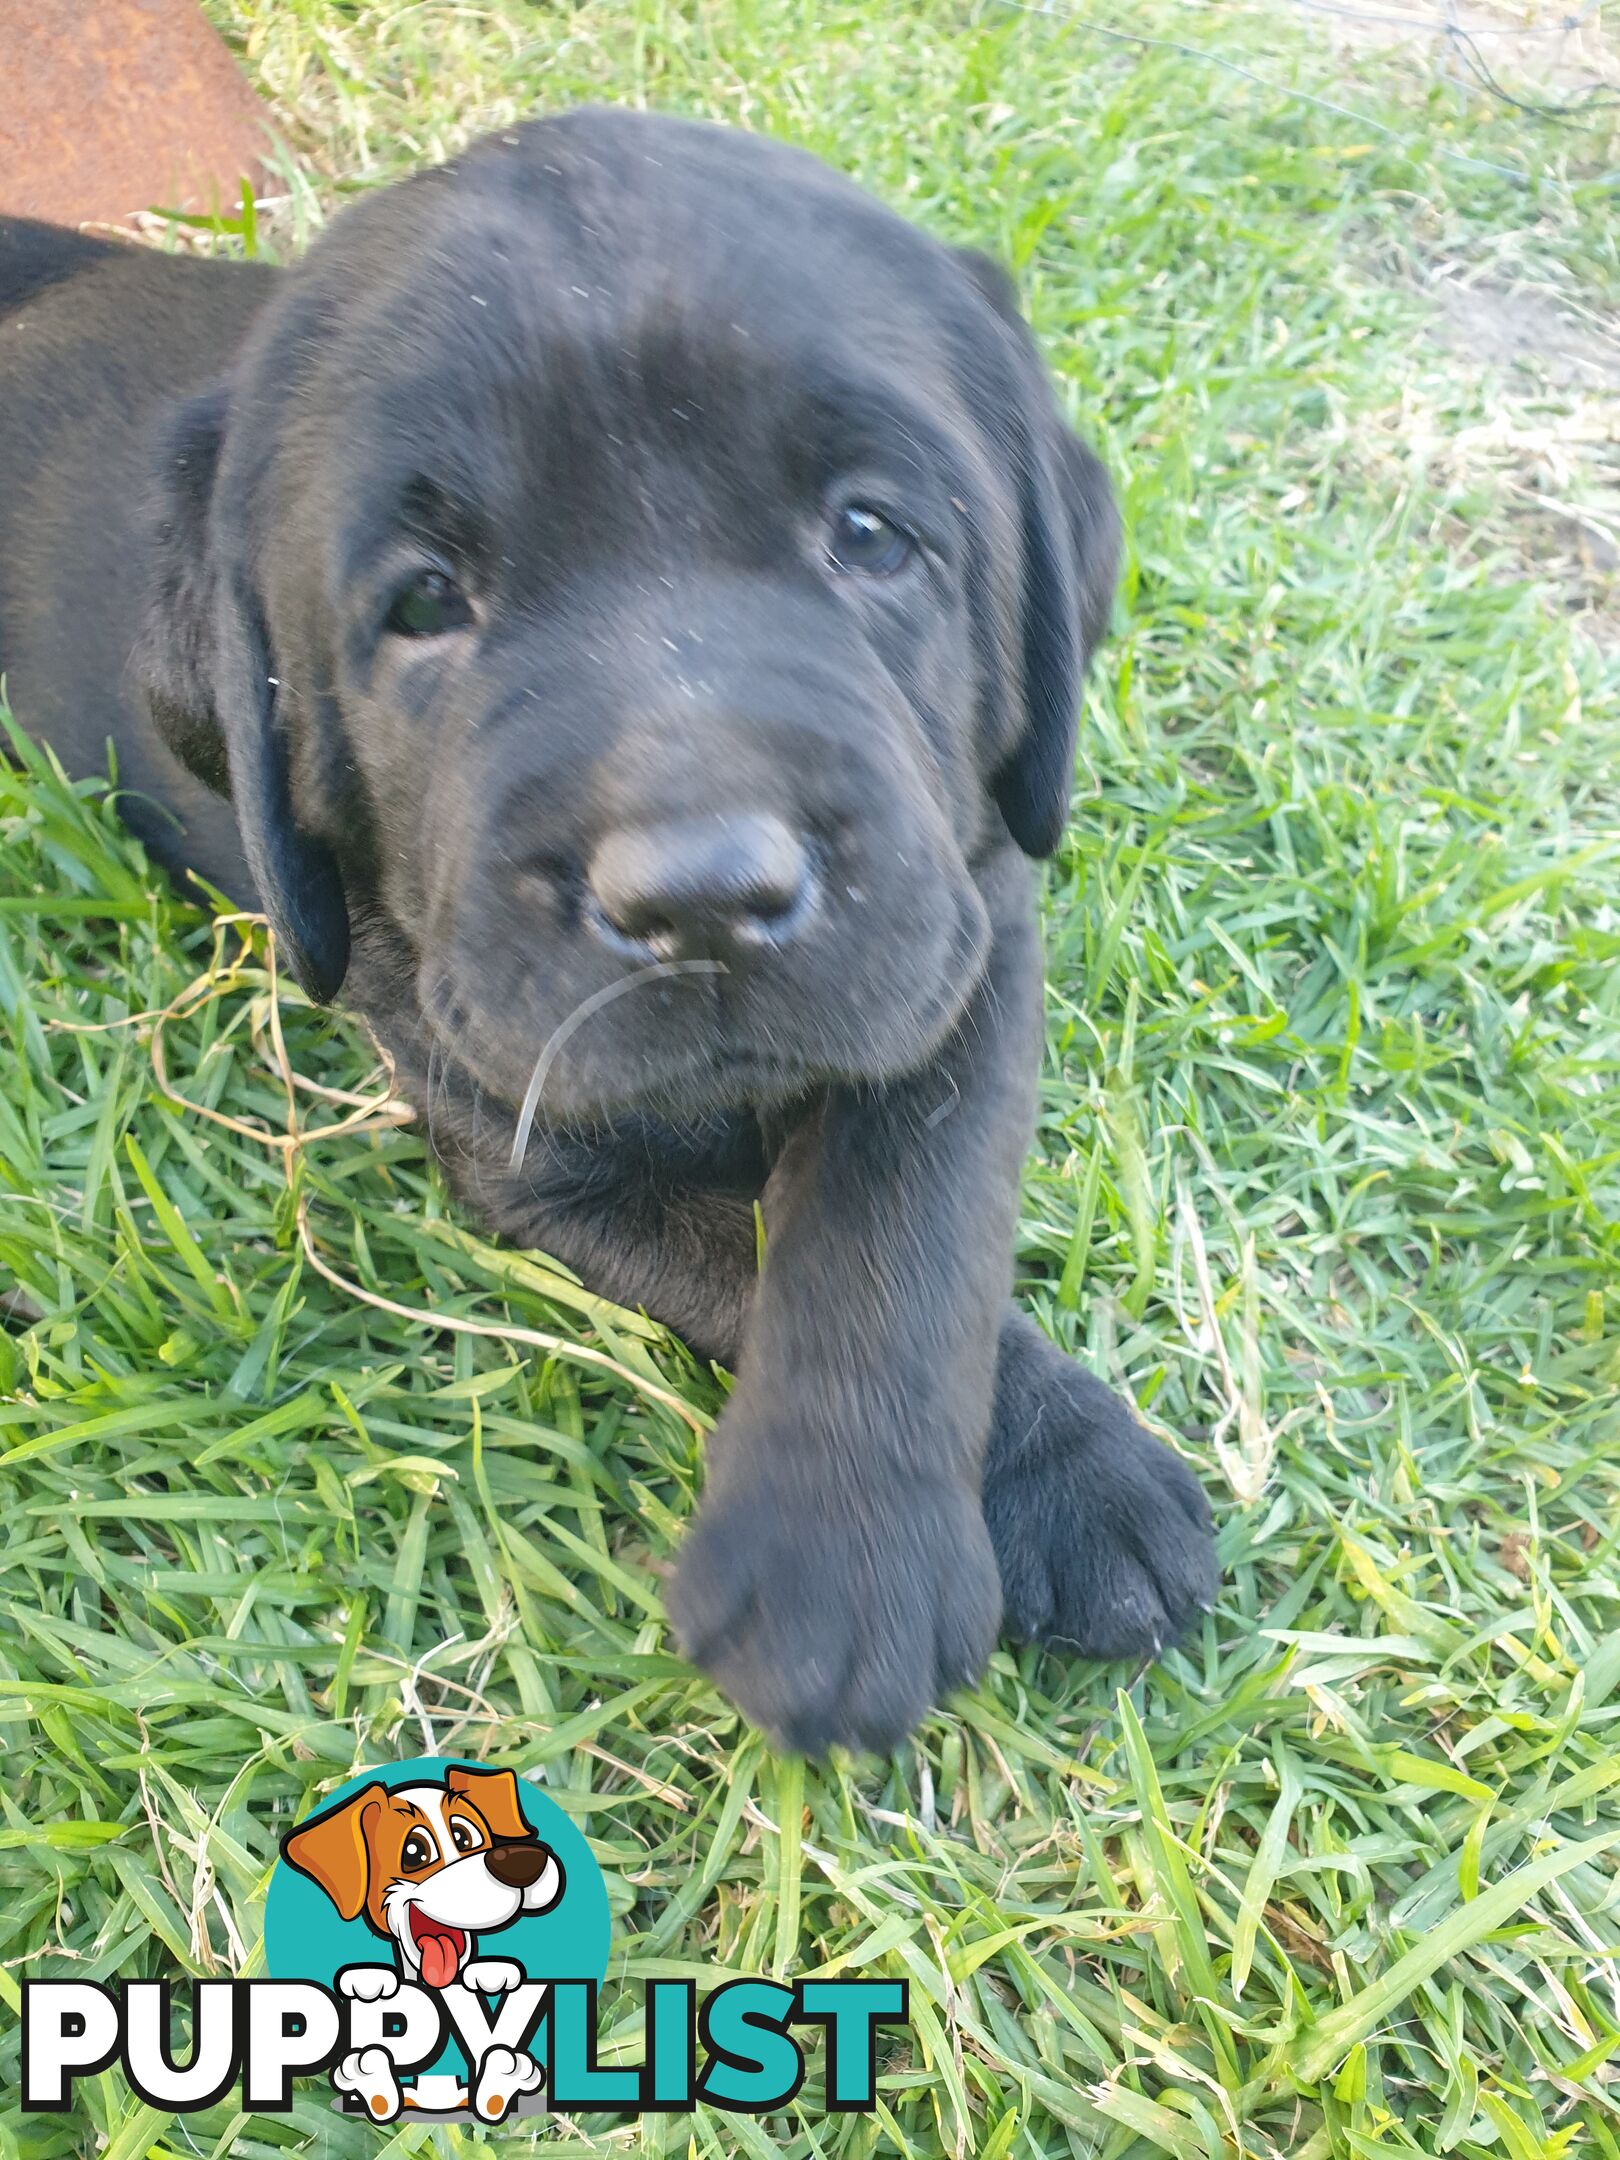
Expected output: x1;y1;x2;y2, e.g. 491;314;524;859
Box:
0;112;1215;1753
0;217;120;320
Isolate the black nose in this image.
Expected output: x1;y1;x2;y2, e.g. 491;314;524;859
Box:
486;1839;549;1890
585;813;813;959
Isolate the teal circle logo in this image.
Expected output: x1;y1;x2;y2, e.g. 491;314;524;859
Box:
264;1756;609;2119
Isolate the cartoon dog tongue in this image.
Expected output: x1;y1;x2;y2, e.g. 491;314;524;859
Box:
410;1908;466;1988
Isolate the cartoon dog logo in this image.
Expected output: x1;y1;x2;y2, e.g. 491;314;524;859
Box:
281;1764;564;2120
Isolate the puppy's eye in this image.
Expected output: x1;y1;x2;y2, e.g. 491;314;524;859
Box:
401;1831;436;1871
385;568;474;638
825;503;914;577
450;1819;480;1853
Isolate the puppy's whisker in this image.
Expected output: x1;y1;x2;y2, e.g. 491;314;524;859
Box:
507;959;726;1170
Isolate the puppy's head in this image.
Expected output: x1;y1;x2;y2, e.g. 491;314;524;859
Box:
136;110;1118;1119
281;1768;564;1988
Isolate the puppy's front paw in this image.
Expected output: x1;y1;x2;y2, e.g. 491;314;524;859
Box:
666;1461;1000;1756
334;2045;402;2121
473;2043;544;2123
337;1964;400;2003
984;1320;1217;1658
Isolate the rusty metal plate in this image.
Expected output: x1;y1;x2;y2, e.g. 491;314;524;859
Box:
0;0;270;227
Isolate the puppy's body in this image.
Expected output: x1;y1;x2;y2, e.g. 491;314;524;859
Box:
0;229;269;893
0;112;1216;1752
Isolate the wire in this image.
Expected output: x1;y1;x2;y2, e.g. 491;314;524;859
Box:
1291;1;1620;124
984;0;1532;179
1445;24;1620;123
1292;0;1604;37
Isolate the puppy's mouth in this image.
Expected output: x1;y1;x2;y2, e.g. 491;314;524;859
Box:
416;865;990;1130
407;1903;469;1988
422;972;826;1123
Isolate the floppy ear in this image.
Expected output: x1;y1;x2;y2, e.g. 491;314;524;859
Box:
446;1765;532;1842
956;249;1121;859
281;1784;383;1922
133;387;350;1001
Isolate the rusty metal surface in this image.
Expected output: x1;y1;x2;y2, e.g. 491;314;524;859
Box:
0;0;270;227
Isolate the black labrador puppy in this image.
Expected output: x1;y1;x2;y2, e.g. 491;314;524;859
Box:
0;110;1216;1753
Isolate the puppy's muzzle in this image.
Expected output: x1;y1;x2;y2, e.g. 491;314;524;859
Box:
584;812;815;963
485;1837;554;1890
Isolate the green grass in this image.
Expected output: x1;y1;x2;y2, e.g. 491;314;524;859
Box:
5;4;1620;2155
